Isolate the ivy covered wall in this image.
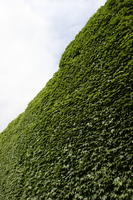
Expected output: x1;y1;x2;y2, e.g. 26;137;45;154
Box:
0;0;132;199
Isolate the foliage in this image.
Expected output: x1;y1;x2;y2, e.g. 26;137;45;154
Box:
0;0;132;199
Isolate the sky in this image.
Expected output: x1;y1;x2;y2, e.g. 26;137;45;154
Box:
0;0;107;132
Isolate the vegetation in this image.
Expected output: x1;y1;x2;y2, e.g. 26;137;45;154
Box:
0;0;132;199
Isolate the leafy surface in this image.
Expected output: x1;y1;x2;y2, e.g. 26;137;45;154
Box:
0;0;133;199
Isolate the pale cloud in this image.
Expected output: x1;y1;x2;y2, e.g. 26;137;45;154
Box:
0;0;106;131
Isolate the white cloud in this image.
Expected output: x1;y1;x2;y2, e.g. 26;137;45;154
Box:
0;0;106;131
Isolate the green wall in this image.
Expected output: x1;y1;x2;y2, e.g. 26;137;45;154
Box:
0;0;132;199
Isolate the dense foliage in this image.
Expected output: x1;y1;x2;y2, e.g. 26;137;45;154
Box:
0;0;132;199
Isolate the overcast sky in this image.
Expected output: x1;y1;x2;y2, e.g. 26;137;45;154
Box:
0;0;106;132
